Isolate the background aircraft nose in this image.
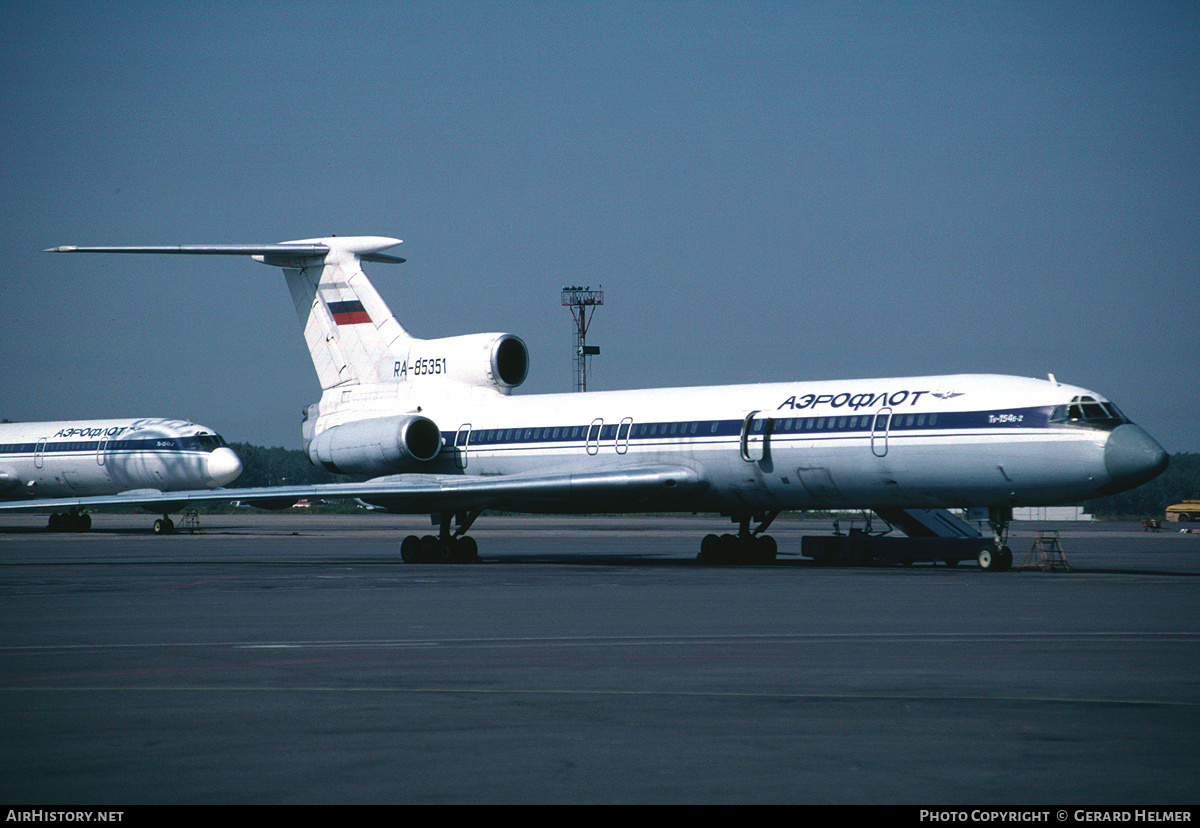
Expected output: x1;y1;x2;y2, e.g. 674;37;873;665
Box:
1101;424;1169;495
206;446;243;487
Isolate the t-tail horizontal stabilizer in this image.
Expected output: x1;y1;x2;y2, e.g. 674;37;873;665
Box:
47;237;409;390
45;237;406;264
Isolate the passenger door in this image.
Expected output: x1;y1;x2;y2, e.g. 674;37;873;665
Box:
871;408;891;458
615;418;633;455
740;411;771;463
586;418;603;456
454;424;471;469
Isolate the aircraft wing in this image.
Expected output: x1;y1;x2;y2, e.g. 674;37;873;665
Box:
0;465;707;516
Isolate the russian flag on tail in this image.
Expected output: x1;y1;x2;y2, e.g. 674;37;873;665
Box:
327;299;372;326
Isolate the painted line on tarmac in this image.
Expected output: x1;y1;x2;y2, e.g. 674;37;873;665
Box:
1;684;1195;708
2;630;1198;652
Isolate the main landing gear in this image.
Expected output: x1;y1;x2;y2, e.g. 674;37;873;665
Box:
400;510;483;564
46;510;189;535
697;511;780;565
47;509;91;532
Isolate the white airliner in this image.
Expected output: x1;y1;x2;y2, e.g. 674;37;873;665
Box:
18;236;1168;568
0;418;243;532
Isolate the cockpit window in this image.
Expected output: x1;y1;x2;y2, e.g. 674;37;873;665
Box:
1050;396;1129;428
195;434;229;450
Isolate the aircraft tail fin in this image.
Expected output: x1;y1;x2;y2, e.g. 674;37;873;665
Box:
269;237;410;390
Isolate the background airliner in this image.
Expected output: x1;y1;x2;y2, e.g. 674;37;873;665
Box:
22;236;1168;567
0;418;242;532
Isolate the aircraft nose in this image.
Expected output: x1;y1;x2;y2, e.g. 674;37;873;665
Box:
1100;424;1169;495
206;446;243;488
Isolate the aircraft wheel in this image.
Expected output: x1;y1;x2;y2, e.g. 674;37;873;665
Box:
400;535;421;564
47;513;63;532
74;513;91;532
453;536;480;563
153;518;175;535
996;546;1013;572
419;535;442;563
698;534;720;563
718;534;739;564
753;535;777;564
978;546;1010;571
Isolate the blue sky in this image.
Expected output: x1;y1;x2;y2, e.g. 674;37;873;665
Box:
3;1;1197;452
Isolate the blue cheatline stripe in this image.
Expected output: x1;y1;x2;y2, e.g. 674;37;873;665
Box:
0;437;221;455
439;406;1067;449
0;406;1080;456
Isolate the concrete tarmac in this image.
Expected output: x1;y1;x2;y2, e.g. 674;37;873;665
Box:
0;513;1197;805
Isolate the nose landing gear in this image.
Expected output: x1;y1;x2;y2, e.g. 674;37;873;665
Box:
978;506;1013;572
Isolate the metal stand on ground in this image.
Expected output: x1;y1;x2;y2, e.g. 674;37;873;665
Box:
178;511;203;534
1021;529;1071;571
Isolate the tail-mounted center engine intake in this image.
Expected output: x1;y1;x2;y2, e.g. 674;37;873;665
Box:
403;333;529;393
308;414;442;476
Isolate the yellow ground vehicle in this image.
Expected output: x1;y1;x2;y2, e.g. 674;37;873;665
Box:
1165;501;1200;522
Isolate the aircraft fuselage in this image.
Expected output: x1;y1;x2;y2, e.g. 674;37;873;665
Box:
321;373;1166;516
0;418;242;500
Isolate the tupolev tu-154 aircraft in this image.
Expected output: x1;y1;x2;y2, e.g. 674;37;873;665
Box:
0;418;243;532
14;235;1168;568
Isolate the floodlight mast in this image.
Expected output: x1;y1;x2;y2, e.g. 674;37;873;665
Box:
561;286;604;392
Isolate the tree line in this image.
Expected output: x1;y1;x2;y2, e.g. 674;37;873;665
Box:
1083;453;1199;518
227;443;346;488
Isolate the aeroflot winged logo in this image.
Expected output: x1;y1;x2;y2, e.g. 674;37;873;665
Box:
319;284;372;326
